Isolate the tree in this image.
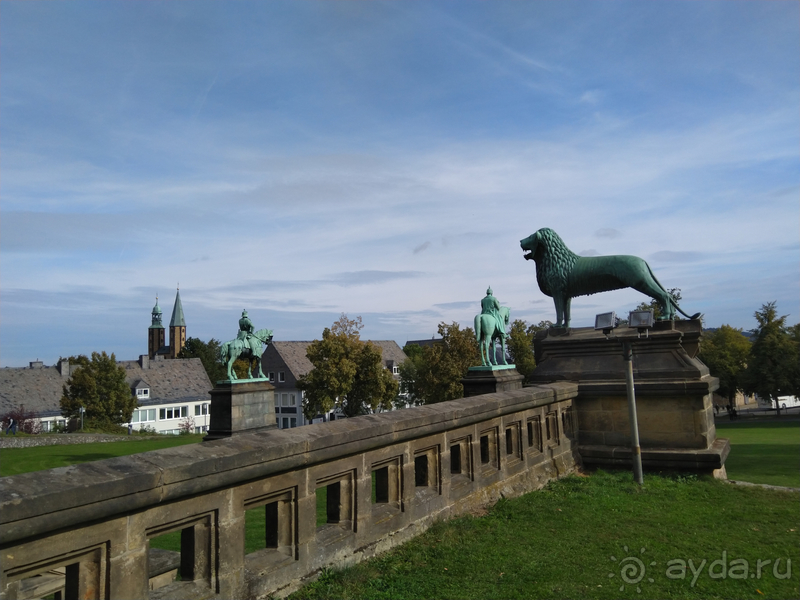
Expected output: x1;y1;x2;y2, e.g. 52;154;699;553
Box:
60;352;136;427
298;315;398;419
179;336;251;381
410;322;481;404
178;337;227;383
398;343;426;407
506;319;537;382
698;325;751;406
632;288;682;321
742;302;800;417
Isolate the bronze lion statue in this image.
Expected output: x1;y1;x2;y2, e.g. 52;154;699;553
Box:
520;228;700;328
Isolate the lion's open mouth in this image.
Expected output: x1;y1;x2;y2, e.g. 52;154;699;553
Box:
523;251;534;260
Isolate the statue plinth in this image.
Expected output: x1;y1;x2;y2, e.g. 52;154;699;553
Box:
462;365;524;397
531;320;728;476
205;379;277;441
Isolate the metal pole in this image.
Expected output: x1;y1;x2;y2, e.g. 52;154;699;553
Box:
623;341;644;485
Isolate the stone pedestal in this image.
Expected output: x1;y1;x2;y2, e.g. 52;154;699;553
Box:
462;365;524;398
205;379;277;441
530;320;728;475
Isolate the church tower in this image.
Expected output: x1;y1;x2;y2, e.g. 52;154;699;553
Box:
169;288;187;359
148;297;165;359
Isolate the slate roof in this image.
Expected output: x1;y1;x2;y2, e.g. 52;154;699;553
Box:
118;358;211;407
0;363;78;418
0;358;212;418
267;340;407;379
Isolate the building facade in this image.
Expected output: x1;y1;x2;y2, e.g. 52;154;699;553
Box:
261;340;407;429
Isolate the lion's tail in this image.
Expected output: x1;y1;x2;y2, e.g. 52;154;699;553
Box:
644;264;701;320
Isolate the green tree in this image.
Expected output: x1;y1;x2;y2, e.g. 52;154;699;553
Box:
60;352;136;427
698;325;752;405
632;288;682;321
506;319;537;381
178;337;227;383
298;315;398;419
743;302;800;417
412;322;481;404
398;343;426;407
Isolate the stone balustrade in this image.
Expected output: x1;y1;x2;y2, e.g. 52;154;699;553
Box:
0;383;579;600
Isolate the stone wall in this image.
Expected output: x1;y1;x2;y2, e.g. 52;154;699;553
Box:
0;383;578;600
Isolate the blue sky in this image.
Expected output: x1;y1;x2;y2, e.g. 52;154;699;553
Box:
1;1;798;367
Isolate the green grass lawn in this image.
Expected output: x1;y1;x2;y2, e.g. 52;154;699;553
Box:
290;470;799;600
715;420;800;487
0;435;204;477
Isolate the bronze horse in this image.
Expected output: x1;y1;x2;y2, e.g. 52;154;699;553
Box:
220;328;273;381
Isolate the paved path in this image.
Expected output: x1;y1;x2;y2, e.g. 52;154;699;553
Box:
0;433;164;449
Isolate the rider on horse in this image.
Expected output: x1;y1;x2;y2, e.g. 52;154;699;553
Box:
481;287;507;343
238;310;254;345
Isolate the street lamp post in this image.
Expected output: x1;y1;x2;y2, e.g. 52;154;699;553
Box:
595;310;654;485
79;406;85;431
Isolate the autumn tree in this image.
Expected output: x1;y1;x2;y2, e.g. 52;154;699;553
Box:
506;319;537;382
298;315;398;419
698;325;752;406
409;322;481;404
178;337;227;383
743;302;800;417
60;352;136;427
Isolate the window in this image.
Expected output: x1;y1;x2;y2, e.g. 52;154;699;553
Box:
194;404;209;416
282;418;289;429
159;406;188;420
278;372;286;383
132;409;156;423
268;372;275;382
392;366;399;375
136;388;150;398
290;418;296;428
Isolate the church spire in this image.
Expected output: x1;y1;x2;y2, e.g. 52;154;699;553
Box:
168;287;186;358
148;295;165;359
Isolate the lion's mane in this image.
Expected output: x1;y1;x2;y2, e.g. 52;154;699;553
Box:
533;228;579;298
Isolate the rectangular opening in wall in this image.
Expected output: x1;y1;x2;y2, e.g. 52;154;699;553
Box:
146;513;214;594
414;454;428;487
413;445;440;495
504;421;522;462
371;456;402;522
6;546;107;600
527;416;542;453
478;428;499;472
244;489;296;563
546;411;560;446
373;466;389;503
315;470;355;542
148;530;182;588
450;443;461;474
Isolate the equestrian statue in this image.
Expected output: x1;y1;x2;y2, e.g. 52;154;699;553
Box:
474;287;511;367
220;309;273;381
520;228;701;328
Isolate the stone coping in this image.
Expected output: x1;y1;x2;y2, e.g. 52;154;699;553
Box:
0;382;577;543
467;365;518;372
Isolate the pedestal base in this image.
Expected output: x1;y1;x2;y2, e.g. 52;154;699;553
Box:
462;365;524;398
205;379;277;441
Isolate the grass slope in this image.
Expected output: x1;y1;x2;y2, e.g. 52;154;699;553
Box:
715;420;799;487
290;471;799;600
